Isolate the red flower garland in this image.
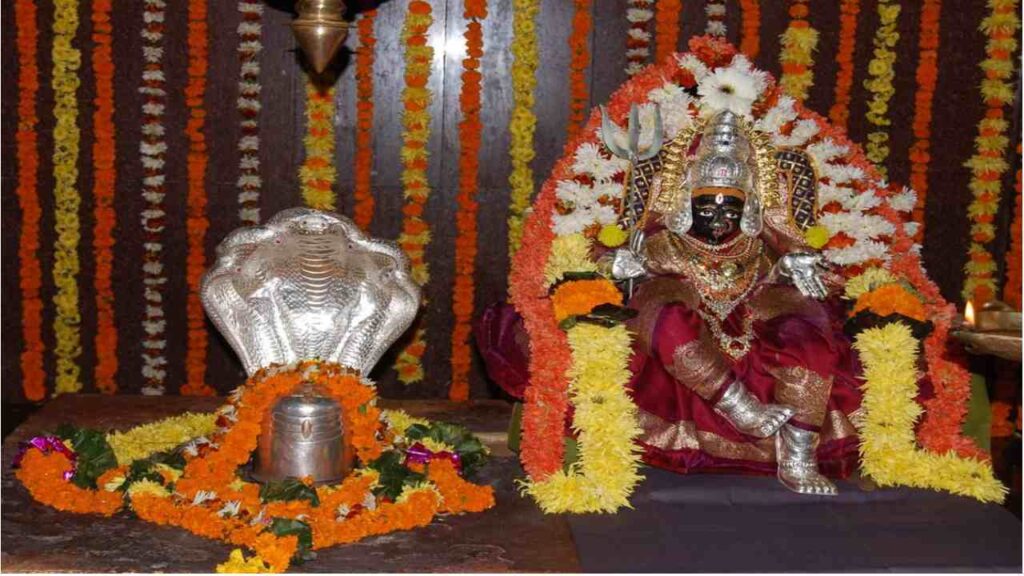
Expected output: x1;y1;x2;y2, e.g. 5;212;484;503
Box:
450;0;487;402
654;0;681;64
567;0;592;139
92;0;118;393
739;0;761;58
354;10;377;231
828;0;860;129
182;0;214;395
15;0;45;401
908;0;941;242
1004;143;1022;310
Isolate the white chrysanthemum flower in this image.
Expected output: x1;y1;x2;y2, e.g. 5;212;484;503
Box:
592;181;626;202
647;83;695;139
706;21;727;36
193;490;218;505
706;3;726;16
627;8;654;22
817;183;853;207
806;139;848;166
842;191;883;212
772;119;820;147
555;180;595;207
592;203;619;226
553;210;591;236
572;143;627;181
625;62;646;76
903;222;921;238
627;28;652;40
819;212;895;240
820;163;865;185
697;66;762;118
888;188;917;213
755;95;797;134
824;239;890;266
217;501;241;518
675;53;710;81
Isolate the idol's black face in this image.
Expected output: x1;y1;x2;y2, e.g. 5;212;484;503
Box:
690;191;744;245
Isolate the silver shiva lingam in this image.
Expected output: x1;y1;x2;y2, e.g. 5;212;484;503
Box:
201;208;420;483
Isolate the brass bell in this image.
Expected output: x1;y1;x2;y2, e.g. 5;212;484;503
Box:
292;0;349;74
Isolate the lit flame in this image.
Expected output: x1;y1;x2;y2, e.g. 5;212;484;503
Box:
964;301;975;327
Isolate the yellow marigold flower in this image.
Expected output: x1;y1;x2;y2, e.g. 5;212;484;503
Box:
597;224;629;248
544;233;598;287
803;225;830;249
216;549;271;573
384;409;429;435
843;267;898;300
421;437;455;454
127;479;170;499
106;412;219;465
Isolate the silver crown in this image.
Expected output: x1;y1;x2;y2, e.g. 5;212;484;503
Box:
689;111;756;195
201;208;421;376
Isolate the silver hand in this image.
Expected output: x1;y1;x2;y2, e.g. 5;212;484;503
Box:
777;252;830;300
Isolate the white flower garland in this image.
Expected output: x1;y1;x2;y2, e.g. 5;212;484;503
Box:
705;0;727;36
139;0;168;395
236;0;263;225
625;0;654;77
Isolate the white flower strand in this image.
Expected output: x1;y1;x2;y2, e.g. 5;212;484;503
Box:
625;0;654;77
236;0;263;225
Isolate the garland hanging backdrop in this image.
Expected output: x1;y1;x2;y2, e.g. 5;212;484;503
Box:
2;1;1021;403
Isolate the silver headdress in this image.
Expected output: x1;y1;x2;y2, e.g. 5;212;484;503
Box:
668;110;763;237
200;208;421;376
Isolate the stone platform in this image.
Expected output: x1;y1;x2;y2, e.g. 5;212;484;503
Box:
0;395;579;573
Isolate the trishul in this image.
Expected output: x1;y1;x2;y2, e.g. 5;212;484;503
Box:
600;104;664;299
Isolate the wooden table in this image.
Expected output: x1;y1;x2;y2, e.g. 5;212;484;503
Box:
1;395;580;573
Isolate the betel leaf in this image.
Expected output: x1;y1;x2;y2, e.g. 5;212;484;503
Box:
367;450;425;500
259;478;321;507
121;449;186;489
267;518;315;563
55;423;119;489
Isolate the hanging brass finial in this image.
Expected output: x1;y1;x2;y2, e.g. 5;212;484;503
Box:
292;0;349;74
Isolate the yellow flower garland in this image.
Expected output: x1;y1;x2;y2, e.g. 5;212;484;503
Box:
52;0;83;395
962;0;1020;304
299;76;337;210
778;1;818;104
544;233;598;287
106;411;219;465
523;323;643;513
863;0;901;179
853;323;1006;503
507;0;540;258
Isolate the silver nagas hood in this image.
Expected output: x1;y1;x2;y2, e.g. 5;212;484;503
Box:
200;208;420;376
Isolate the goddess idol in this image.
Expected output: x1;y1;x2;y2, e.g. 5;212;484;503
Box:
602;109;863;496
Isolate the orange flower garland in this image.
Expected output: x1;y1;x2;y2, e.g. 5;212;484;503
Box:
354;10;377;230
778;0;818;104
828;0;860;129
566;0;592;139
739;0;761;58
299;78;337;211
182;0;214;396
450;0;488;402
654;0;681;64
395;0;435;384
92;0;118;393
908;0;941;242
424;459;495;513
550;279;623;323
962;0;1020;305
1004;144;1022;310
15;450;123;516
15;0;45;401
852;283;928;322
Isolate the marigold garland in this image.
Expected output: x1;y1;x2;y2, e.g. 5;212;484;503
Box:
705;0;726;37
550;279;623;323
15;361;494;572
778;0;818;104
739;0;761;58
862;0;901;180
853;323;1006;502
908;0;941;242
566;0;592;139
236;0;264;225
353;9;377;230
1004;144;1022;310
625;0;654;77
15;0;45;401
450;0;488;401
654;0;681;64
105;411;218;465
395;0;435;384
299;78;337;211
852;283;928;322
827;0;860;129
962;0;1020;305
51;0;84;395
139;0;170;395
182;0;214;396
507;0;540;257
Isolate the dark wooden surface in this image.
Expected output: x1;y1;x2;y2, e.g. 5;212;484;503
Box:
0;395;580;573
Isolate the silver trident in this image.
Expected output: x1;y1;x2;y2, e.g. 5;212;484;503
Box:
600;103;663;300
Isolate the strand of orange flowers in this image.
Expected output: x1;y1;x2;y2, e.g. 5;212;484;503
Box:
862;0;901;180
827;0;860;129
139;0;169;395
778;0;818;104
654;0;681;64
299;77;337;211
353;10;377;230
566;0;592;139
908;0;941;242
181;0;215;396
450;0;488;402
52;0;84;395
705;0;726;36
1004;143;1022;310
15;0;45;401
92;0;118;393
625;0;654;77
738;0;761;58
395;0;435;384
962;0;1020;305
236;0;263;225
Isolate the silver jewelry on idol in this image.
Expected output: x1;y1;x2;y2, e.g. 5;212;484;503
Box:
776;423;838;496
713;380;795;439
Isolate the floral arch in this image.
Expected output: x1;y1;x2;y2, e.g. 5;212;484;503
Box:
508;36;1005;513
